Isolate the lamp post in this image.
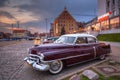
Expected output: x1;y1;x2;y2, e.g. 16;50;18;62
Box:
45;17;54;37
11;23;13;33
17;21;19;30
45;18;47;37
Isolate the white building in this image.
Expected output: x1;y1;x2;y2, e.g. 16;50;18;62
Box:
85;0;120;35
98;0;107;17
98;0;120;17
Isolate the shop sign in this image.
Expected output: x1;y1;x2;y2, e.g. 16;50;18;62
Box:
98;12;112;22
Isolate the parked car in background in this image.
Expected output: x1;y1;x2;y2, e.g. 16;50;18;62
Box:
42;37;59;44
24;33;111;74
27;37;35;40
34;37;41;46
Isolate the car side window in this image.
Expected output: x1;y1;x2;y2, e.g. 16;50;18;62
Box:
87;37;96;43
75;37;87;44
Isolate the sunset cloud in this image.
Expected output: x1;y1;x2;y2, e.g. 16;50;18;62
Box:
0;0;97;33
0;16;15;24
0;7;40;24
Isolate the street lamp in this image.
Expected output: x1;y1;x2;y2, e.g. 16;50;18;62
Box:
45;17;54;37
45;18;47;37
17;21;20;30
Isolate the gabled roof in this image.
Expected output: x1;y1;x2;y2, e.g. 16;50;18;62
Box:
55;7;76;21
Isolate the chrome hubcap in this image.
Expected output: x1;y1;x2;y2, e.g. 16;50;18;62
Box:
50;61;61;71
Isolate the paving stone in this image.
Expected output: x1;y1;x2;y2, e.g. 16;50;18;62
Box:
82;70;99;80
0;41;33;80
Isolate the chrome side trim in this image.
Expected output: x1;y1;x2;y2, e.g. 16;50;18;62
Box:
29;57;38;60
93;46;96;59
42;53;91;63
29;53;91;63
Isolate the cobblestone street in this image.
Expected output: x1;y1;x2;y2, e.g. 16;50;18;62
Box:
0;41;120;80
0;41;33;80
0;0;120;80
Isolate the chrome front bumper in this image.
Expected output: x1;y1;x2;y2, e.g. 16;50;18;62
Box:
24;57;50;71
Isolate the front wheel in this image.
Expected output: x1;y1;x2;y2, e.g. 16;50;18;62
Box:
49;60;63;74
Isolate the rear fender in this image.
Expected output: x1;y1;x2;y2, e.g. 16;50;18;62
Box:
100;43;111;54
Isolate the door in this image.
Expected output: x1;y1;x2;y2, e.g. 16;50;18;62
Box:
66;37;95;65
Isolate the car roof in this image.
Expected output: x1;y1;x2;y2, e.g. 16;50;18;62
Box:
62;33;96;38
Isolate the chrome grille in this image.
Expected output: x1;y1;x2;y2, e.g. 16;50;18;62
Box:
29;54;40;63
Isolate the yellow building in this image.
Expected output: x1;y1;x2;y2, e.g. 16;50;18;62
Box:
54;7;77;36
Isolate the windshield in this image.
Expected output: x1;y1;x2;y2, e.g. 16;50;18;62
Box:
55;36;76;44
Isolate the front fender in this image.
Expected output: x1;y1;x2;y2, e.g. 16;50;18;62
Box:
42;48;79;62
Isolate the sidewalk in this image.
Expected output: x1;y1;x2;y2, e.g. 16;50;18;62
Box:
105;41;120;61
58;42;120;80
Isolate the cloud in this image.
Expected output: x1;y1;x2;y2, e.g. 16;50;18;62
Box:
0;11;15;19
0;0;97;33
0;16;15;24
0;11;16;24
7;0;31;7
6;27;24;31
0;7;40;24
15;0;67;19
0;0;9;7
13;0;97;24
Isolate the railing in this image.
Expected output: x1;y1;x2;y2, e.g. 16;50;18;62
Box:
87;28;120;36
99;28;120;34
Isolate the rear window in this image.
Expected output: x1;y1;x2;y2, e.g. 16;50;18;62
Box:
87;37;96;43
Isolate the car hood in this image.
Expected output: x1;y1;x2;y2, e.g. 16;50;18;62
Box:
30;43;74;55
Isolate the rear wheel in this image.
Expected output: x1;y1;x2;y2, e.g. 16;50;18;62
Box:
49;60;63;74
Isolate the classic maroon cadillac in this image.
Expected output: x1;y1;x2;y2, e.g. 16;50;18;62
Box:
24;33;111;74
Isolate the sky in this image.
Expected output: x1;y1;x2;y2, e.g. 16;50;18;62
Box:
0;0;97;33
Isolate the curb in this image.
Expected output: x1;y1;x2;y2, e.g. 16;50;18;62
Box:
57;59;107;80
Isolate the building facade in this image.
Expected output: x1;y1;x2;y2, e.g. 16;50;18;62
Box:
13;30;30;38
98;0;120;17
50;23;54;37
53;7;78;36
106;0;120;17
86;0;120;33
98;0;107;17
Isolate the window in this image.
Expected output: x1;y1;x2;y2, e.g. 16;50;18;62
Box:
106;1;110;12
113;10;116;16
87;37;96;43
119;8;120;14
112;0;115;5
107;1;110;8
75;37;87;44
119;0;120;6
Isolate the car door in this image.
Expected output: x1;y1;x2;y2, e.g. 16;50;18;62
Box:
66;37;94;65
75;37;95;62
87;37;100;58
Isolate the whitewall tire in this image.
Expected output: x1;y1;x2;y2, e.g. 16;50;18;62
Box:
49;60;63;74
